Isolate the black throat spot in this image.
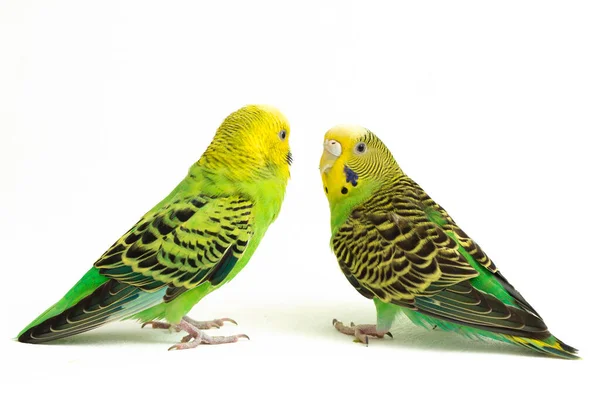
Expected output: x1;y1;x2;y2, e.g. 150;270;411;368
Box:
344;165;359;187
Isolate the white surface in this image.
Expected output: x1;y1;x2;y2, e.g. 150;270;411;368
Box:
1;0;598;398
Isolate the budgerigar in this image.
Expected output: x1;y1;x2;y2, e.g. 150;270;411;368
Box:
319;125;577;359
18;105;292;350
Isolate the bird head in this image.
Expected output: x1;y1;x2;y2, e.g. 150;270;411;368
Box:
200;104;292;182
319;124;401;206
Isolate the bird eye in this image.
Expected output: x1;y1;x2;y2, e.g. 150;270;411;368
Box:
278;130;287;140
354;142;367;154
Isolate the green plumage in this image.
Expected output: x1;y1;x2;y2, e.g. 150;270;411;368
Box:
18;268;109;336
322;126;577;359
18;105;291;344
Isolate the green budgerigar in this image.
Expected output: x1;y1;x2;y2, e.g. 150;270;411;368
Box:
18;104;292;350
319;124;577;359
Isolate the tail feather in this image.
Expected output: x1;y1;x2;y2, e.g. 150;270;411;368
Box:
18;267;110;337
18;277;165;344
401;308;579;359
509;336;579;360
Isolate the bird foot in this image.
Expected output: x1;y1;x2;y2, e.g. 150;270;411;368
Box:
183;315;238;329
332;319;392;346
167;320;249;350
141;316;237;331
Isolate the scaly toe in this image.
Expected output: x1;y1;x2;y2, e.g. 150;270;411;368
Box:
182;316;239;330
198;333;250;344
141;321;173;330
208;317;238;328
354;329;369;345
180;334;193;343
166;320;250;350
333;320;391;344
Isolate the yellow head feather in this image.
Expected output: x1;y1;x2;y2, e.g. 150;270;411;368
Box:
319;124;401;207
200;104;291;182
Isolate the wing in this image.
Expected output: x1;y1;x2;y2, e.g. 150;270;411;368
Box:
413;181;542;317
94;194;253;302
333;199;478;304
333;179;549;339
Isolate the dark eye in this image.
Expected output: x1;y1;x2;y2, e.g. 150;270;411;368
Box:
354;142;367;154
278;130;287;140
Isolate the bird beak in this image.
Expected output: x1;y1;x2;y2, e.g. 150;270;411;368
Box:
320;139;341;174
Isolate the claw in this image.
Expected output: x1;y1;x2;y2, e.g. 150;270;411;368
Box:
332;318;338;326
386;332;394;338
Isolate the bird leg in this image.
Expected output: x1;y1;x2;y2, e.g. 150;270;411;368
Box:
167;320;249;350
332;319;392;346
141;315;237;331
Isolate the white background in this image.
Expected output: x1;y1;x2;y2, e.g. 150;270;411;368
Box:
1;0;598;398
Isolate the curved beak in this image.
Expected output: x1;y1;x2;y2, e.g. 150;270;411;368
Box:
320;139;342;174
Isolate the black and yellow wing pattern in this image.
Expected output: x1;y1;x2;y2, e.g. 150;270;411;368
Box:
332;176;549;340
96;194;253;299
18;194;254;343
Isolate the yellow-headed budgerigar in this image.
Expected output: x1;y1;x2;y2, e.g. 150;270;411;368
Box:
319;124;577;359
18;105;292;350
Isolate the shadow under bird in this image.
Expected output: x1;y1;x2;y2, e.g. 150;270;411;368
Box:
18;105;292;350
319;124;577;359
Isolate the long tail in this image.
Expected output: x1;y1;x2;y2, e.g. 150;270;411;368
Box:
18;268;164;344
507;335;578;359
401;309;579;359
